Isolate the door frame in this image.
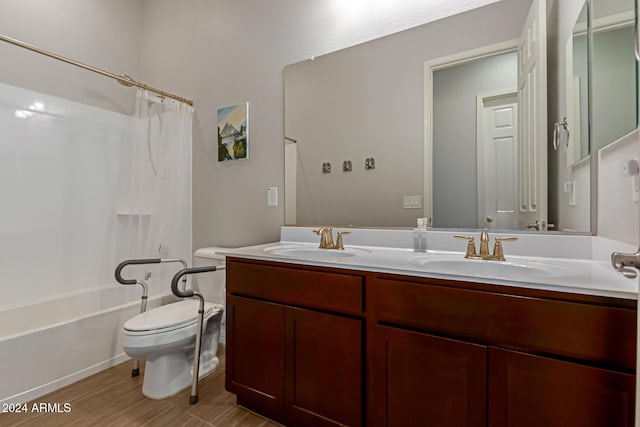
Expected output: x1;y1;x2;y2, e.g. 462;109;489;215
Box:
423;39;518;226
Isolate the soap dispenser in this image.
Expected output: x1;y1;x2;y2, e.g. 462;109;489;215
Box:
413;218;428;252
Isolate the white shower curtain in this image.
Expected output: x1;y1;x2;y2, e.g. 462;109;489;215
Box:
116;89;193;294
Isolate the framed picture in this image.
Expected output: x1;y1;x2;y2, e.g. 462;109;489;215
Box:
217;102;249;162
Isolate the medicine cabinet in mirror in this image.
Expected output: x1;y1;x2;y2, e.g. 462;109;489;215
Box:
566;0;636;165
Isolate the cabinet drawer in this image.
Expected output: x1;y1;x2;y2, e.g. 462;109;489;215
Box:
227;259;364;315
369;277;636;370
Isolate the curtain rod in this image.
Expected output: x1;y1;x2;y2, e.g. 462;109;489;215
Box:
0;33;194;106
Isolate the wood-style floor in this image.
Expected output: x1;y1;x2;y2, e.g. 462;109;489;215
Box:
0;352;280;427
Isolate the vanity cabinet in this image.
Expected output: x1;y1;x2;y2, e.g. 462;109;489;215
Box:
489;347;635;427
368;275;636;427
226;257;636;427
226;258;364;427
226;295;285;421
372;325;487;427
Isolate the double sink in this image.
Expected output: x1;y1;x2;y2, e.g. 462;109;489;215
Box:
263;243;577;281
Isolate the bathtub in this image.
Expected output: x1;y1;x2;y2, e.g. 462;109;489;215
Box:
0;286;178;405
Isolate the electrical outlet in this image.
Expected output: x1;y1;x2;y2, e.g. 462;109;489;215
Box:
403;195;421;209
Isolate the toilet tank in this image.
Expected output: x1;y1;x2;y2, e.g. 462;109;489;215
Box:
192;247;227;306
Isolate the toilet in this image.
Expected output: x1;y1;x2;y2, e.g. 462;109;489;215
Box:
121;247;227;399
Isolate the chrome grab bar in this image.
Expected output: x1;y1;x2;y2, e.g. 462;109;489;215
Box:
114;258;188;377
170;266;220;405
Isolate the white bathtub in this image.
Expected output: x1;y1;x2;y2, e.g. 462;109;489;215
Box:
0;286;178;405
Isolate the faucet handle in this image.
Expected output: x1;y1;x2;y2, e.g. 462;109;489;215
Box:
335;231;351;250
454;235;473;240
492;236;518;261
495;236;518;243
454;235;477;258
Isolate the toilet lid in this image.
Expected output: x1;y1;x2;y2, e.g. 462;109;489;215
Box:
124;300;216;332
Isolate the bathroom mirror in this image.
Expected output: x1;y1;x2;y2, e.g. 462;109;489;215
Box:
590;0;637;153
284;0;601;232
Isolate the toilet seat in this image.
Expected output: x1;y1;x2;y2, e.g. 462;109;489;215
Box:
124;300;218;336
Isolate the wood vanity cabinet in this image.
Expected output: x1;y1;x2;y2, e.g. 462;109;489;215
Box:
226;257;636;427
371;324;488;426
369;275;637;427
225;258;364;427
489;347;635;427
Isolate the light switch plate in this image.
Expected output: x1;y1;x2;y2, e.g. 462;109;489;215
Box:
267;186;278;207
564;180;576;206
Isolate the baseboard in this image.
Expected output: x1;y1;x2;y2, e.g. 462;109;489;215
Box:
0;353;130;406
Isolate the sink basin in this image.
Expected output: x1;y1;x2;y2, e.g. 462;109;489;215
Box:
409;256;575;280
265;244;370;259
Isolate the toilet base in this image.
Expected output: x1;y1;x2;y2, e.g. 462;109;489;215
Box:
141;354;220;400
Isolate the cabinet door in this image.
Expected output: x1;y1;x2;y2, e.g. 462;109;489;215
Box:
285;306;362;427
489;347;635;427
372;325;487;427
226;295;285;422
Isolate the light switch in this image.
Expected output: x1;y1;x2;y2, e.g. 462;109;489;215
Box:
267;186;278;207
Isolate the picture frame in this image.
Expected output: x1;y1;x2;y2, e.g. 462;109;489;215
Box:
217;102;249;162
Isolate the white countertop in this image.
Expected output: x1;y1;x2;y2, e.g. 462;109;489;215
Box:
217;240;638;301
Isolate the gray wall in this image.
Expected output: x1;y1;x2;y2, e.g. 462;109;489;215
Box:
285;46;427;227
432;52;518;228
0;0;141;115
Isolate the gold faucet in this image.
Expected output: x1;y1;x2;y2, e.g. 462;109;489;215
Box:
313;227;350;249
454;232;518;261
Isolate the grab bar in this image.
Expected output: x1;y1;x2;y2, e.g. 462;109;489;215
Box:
114;258;188;377
170;266;220;405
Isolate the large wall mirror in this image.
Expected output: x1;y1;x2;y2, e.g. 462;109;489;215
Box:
284;0;637;233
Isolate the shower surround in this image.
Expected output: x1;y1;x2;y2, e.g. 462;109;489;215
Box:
0;82;192;404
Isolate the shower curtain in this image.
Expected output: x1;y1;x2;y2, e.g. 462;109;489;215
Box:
0;83;192;310
115;89;193;294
